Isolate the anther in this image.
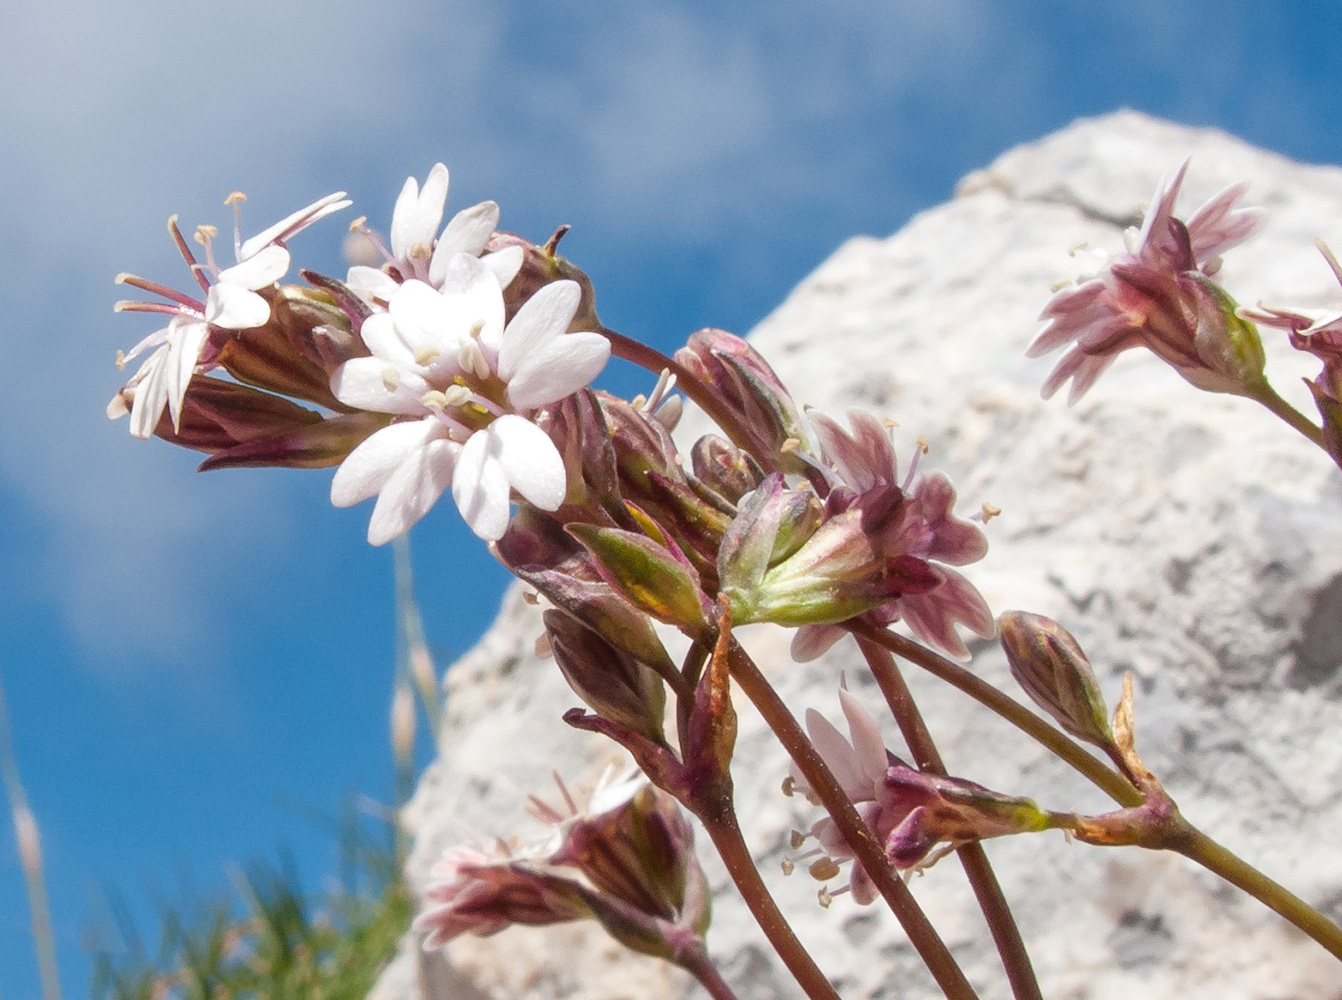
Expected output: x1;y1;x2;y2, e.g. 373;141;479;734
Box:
381;368;401;392
1050;278;1072;292
115;349;126;372
808;857;841;881
193;224;219;246
916;435;929;454
534;633;553;658
1068;240;1089;256
225;192;247;206
409;240;433;260
780;859;795;876
349;215;368;233
817;887;833;909
980;502;1001;523
414;346;440;365
781;776;796;797
441;385;471;407
780;437;801;453
789;829;806;850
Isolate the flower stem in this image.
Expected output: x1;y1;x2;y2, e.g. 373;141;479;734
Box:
679;945;743;1000
854;624;1144;808
1254;382;1326;450
1170;824;1342;961
598;326;757;458
698;809;841;1000
856;637;1042;1000
727;640;980;1000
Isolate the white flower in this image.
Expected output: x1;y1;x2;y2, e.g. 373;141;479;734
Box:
346;162;523;306
330;253;609;544
111;192;351;438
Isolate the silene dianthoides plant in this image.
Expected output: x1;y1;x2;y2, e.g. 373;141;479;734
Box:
106;155;1342;1000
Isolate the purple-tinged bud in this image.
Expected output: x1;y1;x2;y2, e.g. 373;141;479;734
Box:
543;389;622;519
214;317;348;411
544;609;668;744
881;764;1055;870
998;611;1114;750
197;410;390;471
718;474;823;596
690;434;763;505
674;329;814;475
486;229;601;330
566;523;713;637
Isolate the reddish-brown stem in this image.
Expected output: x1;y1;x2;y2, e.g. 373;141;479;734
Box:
853;624;1144;808
679;946;742;1000
598;326;757;457
857;637;1042;1000
699;808;841;1000
727;641;980;1000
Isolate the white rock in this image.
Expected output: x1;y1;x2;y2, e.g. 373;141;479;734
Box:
371;110;1342;1000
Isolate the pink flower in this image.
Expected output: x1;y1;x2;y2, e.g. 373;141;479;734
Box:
1030;161;1268;403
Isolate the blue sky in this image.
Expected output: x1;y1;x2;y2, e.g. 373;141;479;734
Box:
2;1;1341;995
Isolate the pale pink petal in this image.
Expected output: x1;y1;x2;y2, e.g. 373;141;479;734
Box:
837;688;888;789
330;417;446;507
436;254;507;359
483;246;524;289
345;265;400;305
505;331;610;410
166;320;209;431
238;192;351;261
387;280;471;364
804;708;868;801
367;436;460;545
205;283;272;330
219;244;290;290
497;281;579;382
453;430;512;540
330;357;431;415
488;414;567;511
791;623;846;662
128;346;170;440
390;164;449;261
429;201;501;286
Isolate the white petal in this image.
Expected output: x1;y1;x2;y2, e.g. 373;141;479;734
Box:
205;284;272;329
386;279;474;366
238;192;351;261
165;320;209;431
345;265;400;305
482;245;524;289
330;418;445;507
390;164;448;261
497;280;580;383
428;200;500;286
452;429;511;540
330;357;431;415
367;436;460;545
505;330;609;410
488;414;566;510
435;254;507;361
128;347;170;440
219;244;290;290
358;312;416;368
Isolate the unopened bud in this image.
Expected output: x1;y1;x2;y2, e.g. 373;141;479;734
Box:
544;610;667;744
998;611;1114;749
690;434;762;504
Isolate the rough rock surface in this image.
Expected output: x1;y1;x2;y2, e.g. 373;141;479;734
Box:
371;110;1342;1000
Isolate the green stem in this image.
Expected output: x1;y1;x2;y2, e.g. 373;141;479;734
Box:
856;638;1042;1000
1254;382;1326;450
1171;825;1342;962
728;641;980;1000
698;808;841;1000
854;624;1143;808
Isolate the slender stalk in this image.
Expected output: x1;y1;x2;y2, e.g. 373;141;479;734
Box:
859;626;1342;960
854;624;1143;808
727;641;980;1000
1254;383;1326;450
856;637;1042;1000
0;674;61;1000
679;945;743;1000
598;326;758;460
698;809;841;1000
1171;825;1342;961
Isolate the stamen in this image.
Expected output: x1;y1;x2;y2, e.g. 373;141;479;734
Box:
521;590;539;605
442;385;472;407
882;418;899;430
1050;278;1072;292
414;345;440;365
469;320;485;340
781;776;796;797
817;887;833;909
408;240;433;260
224;192;247;206
534;633;552;658
381;368;401;392
1068;240;1089;256
422;390;449;410
780;437;801;453
789;829;807;850
115;349;126;372
458;341;491;380
349;215;368;233
552;771;578;816
977;503;1001;523
781;858;795;876
808;857;841;881
166;216;210;294
193;224;218;246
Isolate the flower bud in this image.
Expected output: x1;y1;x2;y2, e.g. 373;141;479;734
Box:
544;609;667;744
690;434;762;505
998;611;1114;749
566;523;713;636
717;474;824;596
486;229;601;330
